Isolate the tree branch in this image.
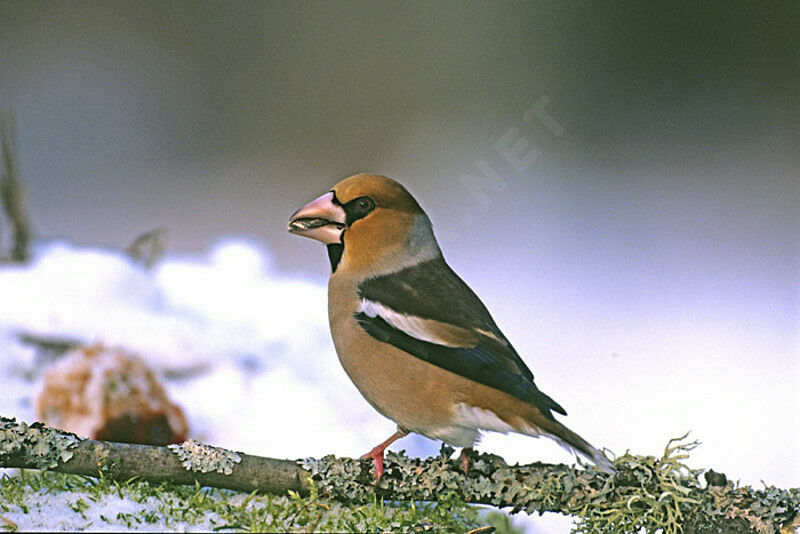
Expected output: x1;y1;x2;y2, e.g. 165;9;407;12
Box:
1;417;797;533
0;418;307;495
0;112;32;263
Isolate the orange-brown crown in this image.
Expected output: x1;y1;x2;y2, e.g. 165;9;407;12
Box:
332;174;424;215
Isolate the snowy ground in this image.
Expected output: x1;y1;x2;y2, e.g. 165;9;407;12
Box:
2;484;222;532
0;239;796;533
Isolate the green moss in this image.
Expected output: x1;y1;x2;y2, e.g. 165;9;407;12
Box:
571;434;800;534
0;470;489;532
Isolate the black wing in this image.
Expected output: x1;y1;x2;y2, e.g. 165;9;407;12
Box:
356;256;566;420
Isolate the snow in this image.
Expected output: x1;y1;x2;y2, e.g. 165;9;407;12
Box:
0;483;242;532
3;491;192;532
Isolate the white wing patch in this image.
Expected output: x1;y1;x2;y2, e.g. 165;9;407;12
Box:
359;298;472;347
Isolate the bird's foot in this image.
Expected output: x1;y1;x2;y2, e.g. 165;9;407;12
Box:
360;445;386;482
360;429;407;483
459;447;473;474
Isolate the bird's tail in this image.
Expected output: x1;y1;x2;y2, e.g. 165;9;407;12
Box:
529;418;615;473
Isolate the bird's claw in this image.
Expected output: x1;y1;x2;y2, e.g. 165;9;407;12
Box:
459;447;472;474
361;446;385;482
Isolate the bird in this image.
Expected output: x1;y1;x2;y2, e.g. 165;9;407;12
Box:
288;173;613;481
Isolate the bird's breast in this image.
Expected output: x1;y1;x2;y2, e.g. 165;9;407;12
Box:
327;274;467;438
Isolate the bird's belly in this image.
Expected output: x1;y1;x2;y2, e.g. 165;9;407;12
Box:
329;310;481;447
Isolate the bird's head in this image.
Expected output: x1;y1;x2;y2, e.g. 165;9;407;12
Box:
288;174;441;275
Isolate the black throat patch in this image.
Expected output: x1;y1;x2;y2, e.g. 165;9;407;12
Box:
327;243;344;272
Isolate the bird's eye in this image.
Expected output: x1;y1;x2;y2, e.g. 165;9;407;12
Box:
355;197;375;214
343;196;376;225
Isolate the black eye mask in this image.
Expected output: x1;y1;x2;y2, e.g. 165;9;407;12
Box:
342;196;376;225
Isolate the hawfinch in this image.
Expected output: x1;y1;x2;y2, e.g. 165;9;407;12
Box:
288;174;613;480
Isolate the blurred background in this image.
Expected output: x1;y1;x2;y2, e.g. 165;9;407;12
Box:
0;2;797;532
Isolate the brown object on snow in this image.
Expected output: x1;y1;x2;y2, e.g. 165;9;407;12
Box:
35;344;188;445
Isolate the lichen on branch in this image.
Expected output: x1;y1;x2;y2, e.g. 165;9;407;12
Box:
1;416;798;533
167;439;242;475
0;416;79;470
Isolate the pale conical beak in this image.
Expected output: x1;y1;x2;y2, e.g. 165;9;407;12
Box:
287;191;347;244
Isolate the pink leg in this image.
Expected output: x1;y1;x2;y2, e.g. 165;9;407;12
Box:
360;429;408;482
459;447;473;474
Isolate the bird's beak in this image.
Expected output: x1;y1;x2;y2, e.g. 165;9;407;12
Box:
287;191;347;244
